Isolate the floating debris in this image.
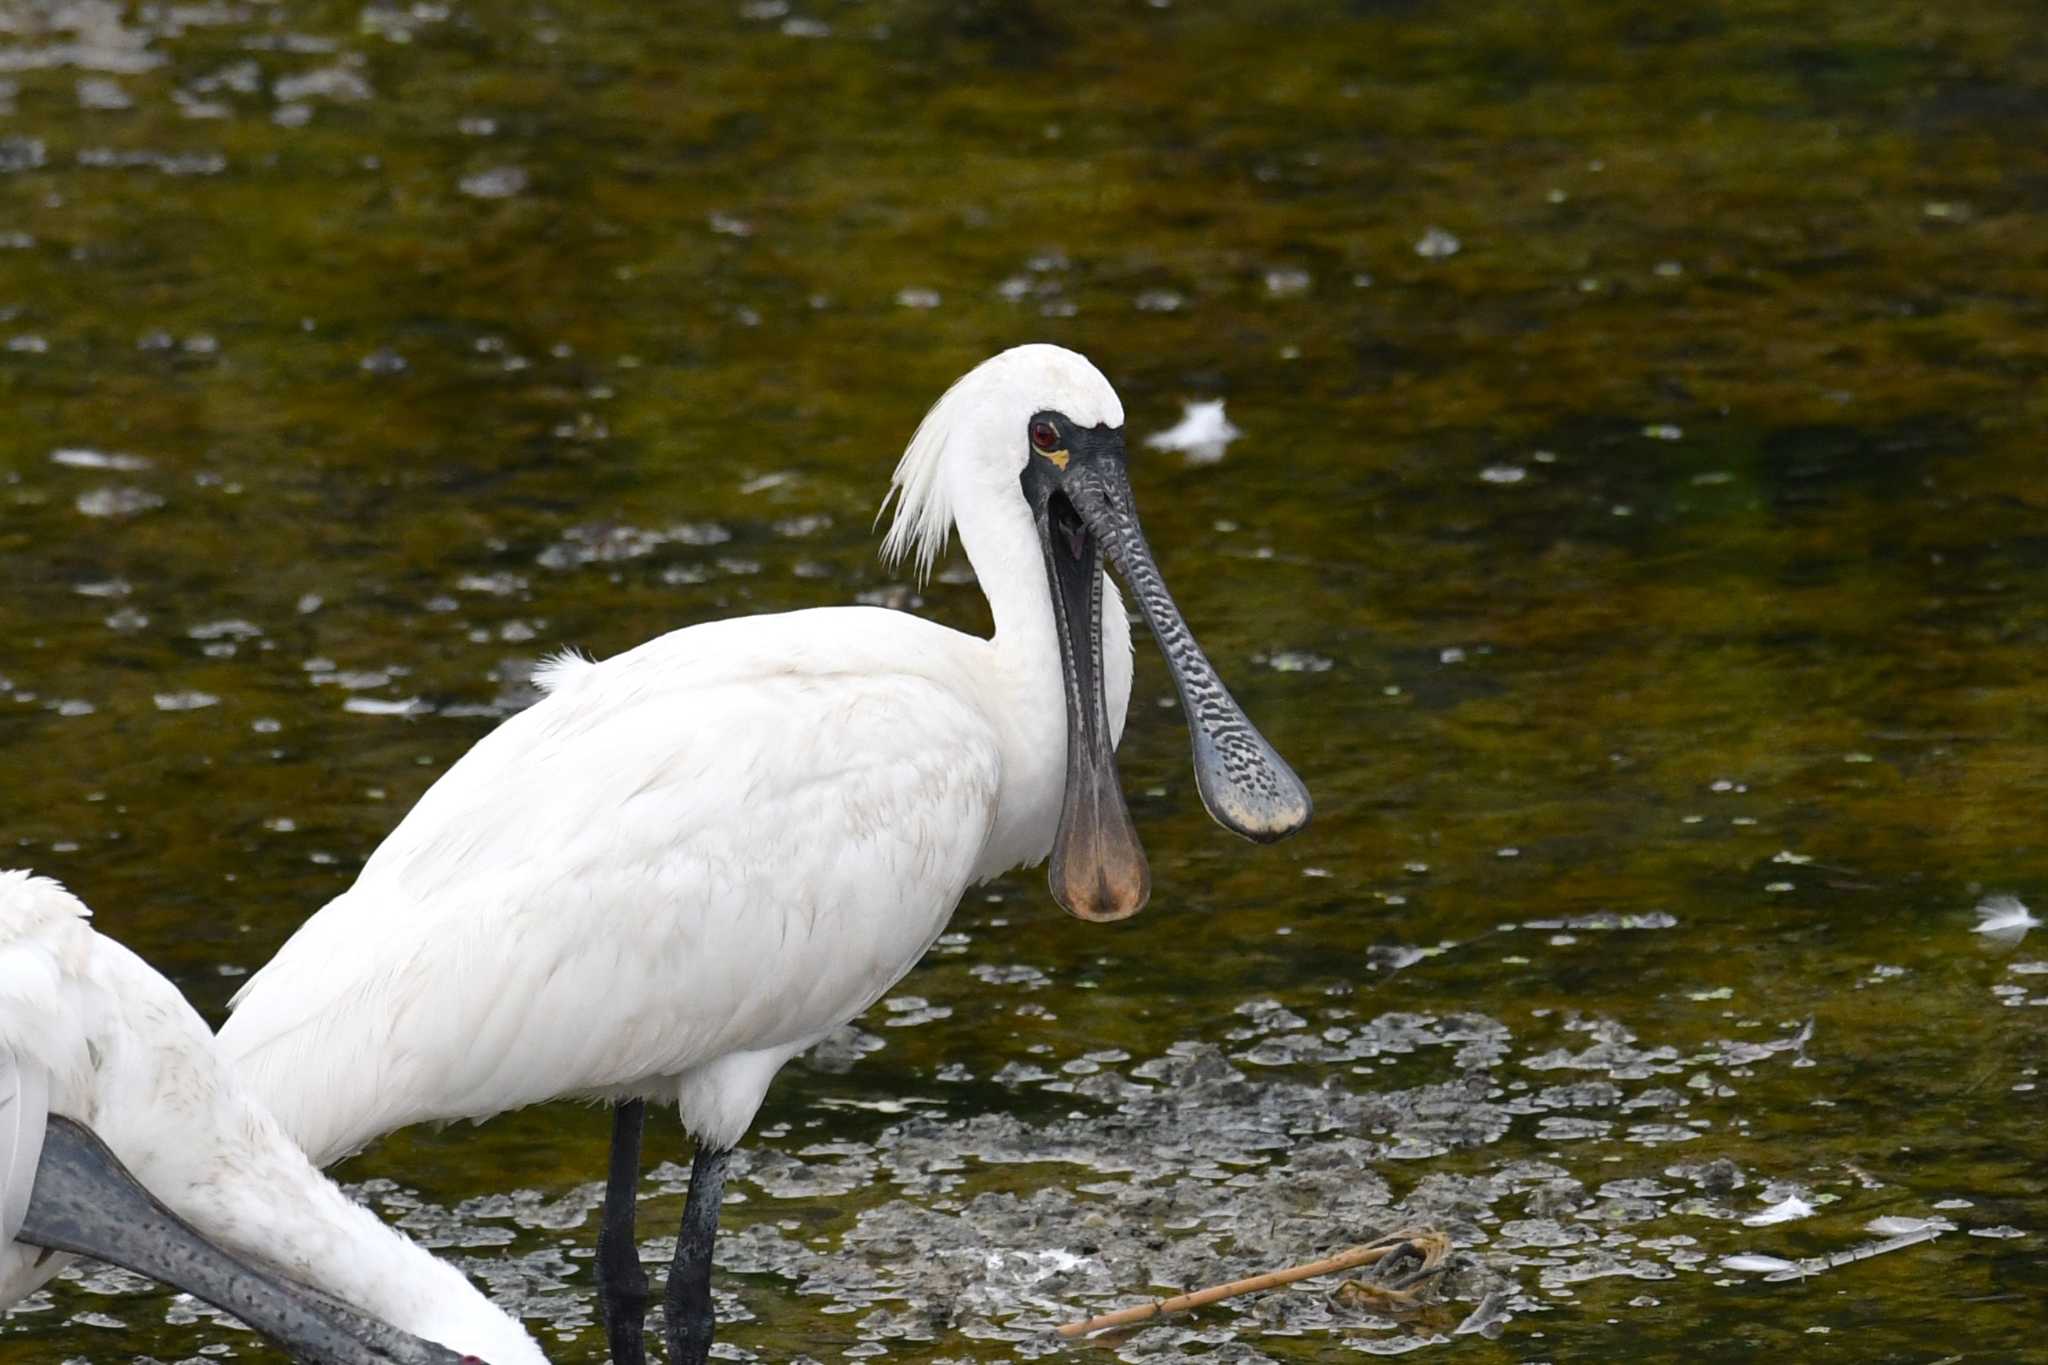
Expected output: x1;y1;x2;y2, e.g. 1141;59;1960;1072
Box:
459;165;528;199
1058;1226;1450;1338
1264;267;1312;298
75;487;164;518
1973;895;2038;948
1414;226;1461;258
1144;399;1241;464
1742;1195;1815;1227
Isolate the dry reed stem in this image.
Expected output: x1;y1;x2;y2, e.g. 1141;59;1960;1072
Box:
1055;1226;1447;1340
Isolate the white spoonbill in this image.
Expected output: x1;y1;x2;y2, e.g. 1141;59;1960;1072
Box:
0;869;547;1365
218;343;1312;1365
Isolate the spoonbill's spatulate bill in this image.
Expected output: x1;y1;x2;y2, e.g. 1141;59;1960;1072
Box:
0;870;547;1365
218;344;1311;1365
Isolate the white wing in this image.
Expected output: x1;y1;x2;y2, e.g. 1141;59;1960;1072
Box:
221;609;1004;1164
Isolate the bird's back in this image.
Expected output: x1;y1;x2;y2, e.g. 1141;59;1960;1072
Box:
220;607;1007;1163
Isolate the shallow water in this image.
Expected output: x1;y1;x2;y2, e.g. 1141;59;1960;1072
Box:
2;1;2045;1361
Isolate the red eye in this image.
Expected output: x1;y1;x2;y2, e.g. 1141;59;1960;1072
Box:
1029;420;1059;452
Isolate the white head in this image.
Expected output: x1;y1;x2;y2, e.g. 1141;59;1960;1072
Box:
880;344;1124;583
872;345;1313;924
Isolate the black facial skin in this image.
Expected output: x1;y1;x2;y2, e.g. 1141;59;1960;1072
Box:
1021;411;1312;923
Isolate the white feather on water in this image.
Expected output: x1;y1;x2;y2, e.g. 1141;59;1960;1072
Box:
1742;1195;1815;1227
1972;894;2039;947
1144;399;1241;465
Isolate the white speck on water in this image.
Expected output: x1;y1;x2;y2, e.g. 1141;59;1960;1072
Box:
1765;881;1794;894
0;137;47;173
77;77;132;110
1972;895;2039;948
343;696;428;717
458;115;497;136
1719;1253;1800;1275
1865;1216;1955;1237
460;165;527;198
1497;847;1520;859
360;348;408;376
1771;850;1812;865
273;67;372;103
708;211;753;237
8;335;48;353
53;448;151;471
1967;1225;2027;1239
1144;399;1241;465
780;16;830;37
895;287;941;309
1654;260;1684;278
741;0;790;17
76;487;163;518
1414;226;1461;258
1922;201;1969;221
1692;470;1733;485
1264;650;1332;674
1743;1196;1815;1227
271;103;312;128
1263;267;1311;297
1440;647;1466;664
1480;464;1526;484
1642;424;1683;441
1134;288;1184;312
154;690;219;712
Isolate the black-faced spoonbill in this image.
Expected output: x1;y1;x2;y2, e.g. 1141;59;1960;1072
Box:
0;869;547;1365
218;344;1312;1365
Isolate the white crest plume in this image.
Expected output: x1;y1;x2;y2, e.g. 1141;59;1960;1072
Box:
876;365;973;585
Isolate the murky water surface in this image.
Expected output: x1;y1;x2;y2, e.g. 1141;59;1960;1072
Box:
3;1;2046;1361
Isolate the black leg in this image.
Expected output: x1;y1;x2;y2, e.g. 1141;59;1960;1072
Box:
662;1143;733;1365
596;1101;649;1365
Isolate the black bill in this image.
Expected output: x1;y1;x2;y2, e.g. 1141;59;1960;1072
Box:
1025;416;1313;922
20;1114;472;1365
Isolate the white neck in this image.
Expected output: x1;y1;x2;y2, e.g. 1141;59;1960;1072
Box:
948;454;1134;875
191;1104;548;1365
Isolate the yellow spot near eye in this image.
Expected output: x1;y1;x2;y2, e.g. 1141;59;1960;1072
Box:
1042;448;1070;470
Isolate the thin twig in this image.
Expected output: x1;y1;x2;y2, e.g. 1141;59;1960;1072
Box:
1055;1227;1444;1339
